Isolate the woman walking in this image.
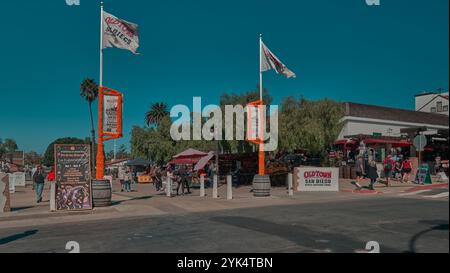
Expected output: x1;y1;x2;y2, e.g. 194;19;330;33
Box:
367;160;379;191
401;157;413;183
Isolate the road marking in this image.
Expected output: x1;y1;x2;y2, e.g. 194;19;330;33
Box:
399;190;432;196
423;192;449;199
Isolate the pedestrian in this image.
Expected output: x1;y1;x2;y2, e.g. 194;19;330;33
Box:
46;167;55;182
118;167;126;192
367;160;379;191
401;157;413;183
123;167;133;192
355;155;365;183
176;166;191;195
382;155;395;187
32;165;46;203
154;166;163;192
394;158;403;181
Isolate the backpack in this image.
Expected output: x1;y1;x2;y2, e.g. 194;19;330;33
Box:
384;160;393;171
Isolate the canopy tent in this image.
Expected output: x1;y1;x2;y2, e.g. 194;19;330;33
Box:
125;158;153;166
168;158;200;165
173;148;208;159
194;151;215;171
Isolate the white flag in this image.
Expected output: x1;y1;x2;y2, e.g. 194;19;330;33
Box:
102;11;139;54
261;41;296;78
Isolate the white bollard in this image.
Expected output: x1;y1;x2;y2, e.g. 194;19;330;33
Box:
227;175;233;200
50;182;56;212
288;173;294;196
213;175;218;199
167;177;172;197
200;175;205;197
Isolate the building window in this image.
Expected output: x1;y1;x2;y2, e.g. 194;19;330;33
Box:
431;107;437;113
437;101;443;112
444;105;449;112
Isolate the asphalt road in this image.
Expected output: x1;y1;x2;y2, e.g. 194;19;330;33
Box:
0;197;448;253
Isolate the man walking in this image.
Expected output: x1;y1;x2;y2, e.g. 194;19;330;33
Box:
382;155;395;187
33;165;46;203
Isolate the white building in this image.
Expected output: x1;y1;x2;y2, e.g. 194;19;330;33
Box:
415;91;449;116
339;102;449;140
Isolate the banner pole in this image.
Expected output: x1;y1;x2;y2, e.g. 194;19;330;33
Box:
258;34;265;176
96;1;105;180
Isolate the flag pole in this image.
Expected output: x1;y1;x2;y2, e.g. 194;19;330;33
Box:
96;1;105;180
258;34;265;176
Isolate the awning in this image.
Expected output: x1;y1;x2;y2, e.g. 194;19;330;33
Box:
194;152;215;171
363;138;412;147
335;139;358;145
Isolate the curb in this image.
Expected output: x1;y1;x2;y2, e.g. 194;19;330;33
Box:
404;183;449;193
341;189;381;194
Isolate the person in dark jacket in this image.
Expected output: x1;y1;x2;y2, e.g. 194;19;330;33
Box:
33;165;46;203
367;160;379;191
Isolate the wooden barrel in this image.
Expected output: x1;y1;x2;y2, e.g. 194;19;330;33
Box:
339;166;344;179
343;166;350;179
92;180;112;207
350;166;357;180
252;175;271;197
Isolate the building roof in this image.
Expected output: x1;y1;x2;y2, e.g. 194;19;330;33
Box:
344;102;449;127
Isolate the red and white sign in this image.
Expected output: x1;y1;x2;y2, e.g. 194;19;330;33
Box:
294;167;340;192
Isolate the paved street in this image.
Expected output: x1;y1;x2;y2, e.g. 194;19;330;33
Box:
0;195;448;253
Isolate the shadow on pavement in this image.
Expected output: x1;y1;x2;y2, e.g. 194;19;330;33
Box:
0;230;39;245
210;216;399;253
408;220;449;253
112;195;153;206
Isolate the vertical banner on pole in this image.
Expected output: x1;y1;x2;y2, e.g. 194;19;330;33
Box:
96;86;123;179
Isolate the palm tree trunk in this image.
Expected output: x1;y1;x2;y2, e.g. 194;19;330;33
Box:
89;102;96;178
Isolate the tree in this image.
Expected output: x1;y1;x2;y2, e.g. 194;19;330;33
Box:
145;102;169;127
106;144;130;161
42;137;87;167
278;97;344;161
0;138;18;161
80;78;99;173
24;151;43;166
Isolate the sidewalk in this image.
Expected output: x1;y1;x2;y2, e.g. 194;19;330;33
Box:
1;178;447;229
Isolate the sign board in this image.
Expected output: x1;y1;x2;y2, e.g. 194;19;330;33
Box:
104;95;120;134
13;172;26;187
8;175;15;193
55;144;92;211
413;135;427;152
0;173;11;213
415;164;432;185
246;101;264;144
138;175;152;183
294;167;340;192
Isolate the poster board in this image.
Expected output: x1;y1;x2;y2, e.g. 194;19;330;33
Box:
294;167;340;192
415;164;432;185
0;173;11;213
55;144;92;211
9;174;15;193
13;172;26;187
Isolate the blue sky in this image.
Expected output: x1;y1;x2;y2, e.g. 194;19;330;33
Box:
0;0;448;154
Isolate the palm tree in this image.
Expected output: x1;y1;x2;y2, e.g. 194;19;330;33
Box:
145;102;169;127
80;78;99;175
